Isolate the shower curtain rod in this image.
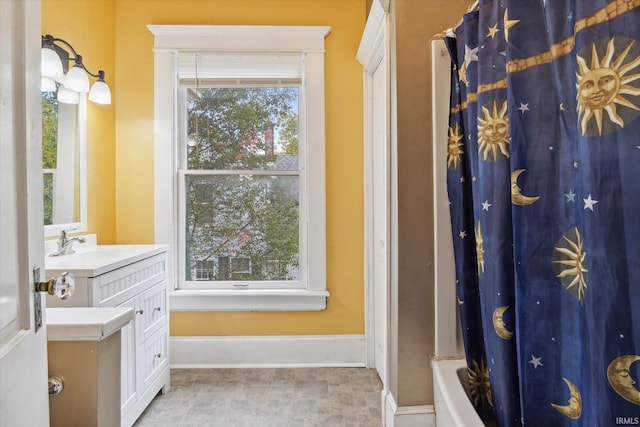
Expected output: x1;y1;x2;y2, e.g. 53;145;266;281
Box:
444;0;480;37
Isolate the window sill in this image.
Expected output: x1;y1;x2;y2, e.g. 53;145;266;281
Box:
169;289;329;311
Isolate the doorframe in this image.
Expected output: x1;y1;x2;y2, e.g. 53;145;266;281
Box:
357;0;392;388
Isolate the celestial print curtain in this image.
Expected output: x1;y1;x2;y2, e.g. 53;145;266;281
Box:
444;32;496;423
444;0;640;426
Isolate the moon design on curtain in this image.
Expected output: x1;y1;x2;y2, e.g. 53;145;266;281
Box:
607;355;640;405
510;169;539;206
553;227;588;304
550;378;582;419
492;306;513;340
478;100;510;161
576;38;640;136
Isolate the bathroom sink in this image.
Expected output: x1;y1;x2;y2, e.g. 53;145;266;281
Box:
45;244;168;277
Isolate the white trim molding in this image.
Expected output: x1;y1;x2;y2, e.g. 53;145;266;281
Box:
357;0;388;71
384;391;436;427
148;25;330;52
357;0;391;385
170;335;365;368
148;25;331;311
170;289;328;311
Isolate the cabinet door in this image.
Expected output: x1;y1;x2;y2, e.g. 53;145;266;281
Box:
136;281;168;395
138;281;167;342
119;296;138;415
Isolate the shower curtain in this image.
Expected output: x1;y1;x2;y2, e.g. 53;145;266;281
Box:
445;1;640;426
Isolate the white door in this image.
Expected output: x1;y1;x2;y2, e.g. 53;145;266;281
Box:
0;1;51;426
371;56;390;383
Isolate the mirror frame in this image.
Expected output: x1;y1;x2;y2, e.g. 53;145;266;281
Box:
44;94;87;237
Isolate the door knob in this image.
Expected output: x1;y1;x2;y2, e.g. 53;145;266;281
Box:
35;270;75;300
48;376;64;395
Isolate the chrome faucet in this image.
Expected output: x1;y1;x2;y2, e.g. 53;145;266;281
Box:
49;229;86;257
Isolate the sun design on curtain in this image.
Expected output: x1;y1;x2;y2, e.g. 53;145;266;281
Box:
553;227;588;304
447;124;464;169
468;358;493;409
478;100;509;161
576;38;640;136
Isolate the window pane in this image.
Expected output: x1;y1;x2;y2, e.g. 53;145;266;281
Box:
187;87;299;171
42;93;57;225
42;92;58;169
43;172;54;226
185;174;299;282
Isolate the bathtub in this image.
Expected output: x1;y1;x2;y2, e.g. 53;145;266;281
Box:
431;38;488;427
432;358;485;427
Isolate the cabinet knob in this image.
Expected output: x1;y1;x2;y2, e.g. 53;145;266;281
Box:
136;309;144;315
154;353;162;359
153;306;161;313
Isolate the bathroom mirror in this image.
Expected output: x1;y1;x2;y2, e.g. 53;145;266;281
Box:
42;91;87;237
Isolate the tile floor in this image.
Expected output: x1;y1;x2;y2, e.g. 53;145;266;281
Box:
133;367;383;426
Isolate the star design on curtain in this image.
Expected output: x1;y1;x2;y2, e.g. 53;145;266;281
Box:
486;24;500;39
528;355;543;369
564;190;576;203
503;9;520;42
465;45;479;67
583;194;599;211
517;102;530;113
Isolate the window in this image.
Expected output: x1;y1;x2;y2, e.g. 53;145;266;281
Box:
180;83;301;289
150;25;330;311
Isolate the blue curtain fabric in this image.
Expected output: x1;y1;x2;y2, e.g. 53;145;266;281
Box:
445;1;640;426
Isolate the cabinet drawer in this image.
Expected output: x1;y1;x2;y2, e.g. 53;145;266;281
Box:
94;253;167;307
139;281;167;342
139;328;168;393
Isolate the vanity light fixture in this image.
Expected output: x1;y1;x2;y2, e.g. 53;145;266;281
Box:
41;34;112;105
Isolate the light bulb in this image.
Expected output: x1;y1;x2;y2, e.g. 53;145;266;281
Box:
64;65;90;93
41;47;63;79
89;80;111;105
57;86;79;104
41;76;57;92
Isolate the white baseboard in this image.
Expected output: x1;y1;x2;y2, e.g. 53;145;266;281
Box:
384;390;436;427
170;334;366;368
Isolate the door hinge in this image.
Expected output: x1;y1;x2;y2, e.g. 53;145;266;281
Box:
33;267;43;332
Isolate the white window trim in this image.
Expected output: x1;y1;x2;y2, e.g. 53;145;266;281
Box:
148;25;330;311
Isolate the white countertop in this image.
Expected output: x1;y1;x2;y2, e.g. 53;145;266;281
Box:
46;307;135;341
45;244;168;277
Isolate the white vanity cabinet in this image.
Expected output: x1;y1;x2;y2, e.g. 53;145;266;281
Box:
46;244;170;427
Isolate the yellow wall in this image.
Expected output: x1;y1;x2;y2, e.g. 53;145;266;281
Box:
42;0;117;244
45;0;366;336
